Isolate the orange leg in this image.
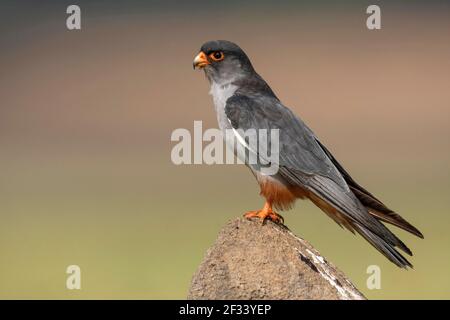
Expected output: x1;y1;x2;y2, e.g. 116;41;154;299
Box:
244;201;284;224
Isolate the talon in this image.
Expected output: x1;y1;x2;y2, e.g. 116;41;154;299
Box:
244;210;259;219
267;211;284;224
243;202;284;225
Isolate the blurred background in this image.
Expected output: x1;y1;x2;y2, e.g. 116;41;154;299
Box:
1;0;449;299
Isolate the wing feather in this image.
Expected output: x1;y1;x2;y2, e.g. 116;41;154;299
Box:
225;94;415;267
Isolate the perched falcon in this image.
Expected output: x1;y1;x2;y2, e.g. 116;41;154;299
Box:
193;40;423;268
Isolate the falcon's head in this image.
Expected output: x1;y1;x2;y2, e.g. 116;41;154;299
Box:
193;40;255;84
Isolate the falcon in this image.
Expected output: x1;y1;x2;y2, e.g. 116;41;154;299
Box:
193;40;423;268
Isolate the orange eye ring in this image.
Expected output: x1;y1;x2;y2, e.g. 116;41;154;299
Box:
209;51;225;62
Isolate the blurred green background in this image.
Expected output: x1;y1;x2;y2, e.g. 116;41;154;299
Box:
1;0;449;299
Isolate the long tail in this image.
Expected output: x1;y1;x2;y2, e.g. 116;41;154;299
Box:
316;139;424;239
307;191;414;268
350;186;423;238
353;223;413;268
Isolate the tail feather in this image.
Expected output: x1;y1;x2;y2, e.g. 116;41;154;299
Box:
316;139;423;239
353;223;413;269
308;182;414;266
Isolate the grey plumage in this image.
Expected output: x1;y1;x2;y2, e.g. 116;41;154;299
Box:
194;40;423;268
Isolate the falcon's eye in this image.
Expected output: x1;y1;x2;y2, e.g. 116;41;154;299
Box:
209;51;225;62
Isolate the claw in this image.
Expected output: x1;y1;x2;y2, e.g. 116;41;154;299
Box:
243;202;284;225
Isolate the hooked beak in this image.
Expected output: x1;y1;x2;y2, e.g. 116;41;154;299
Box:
193;51;210;69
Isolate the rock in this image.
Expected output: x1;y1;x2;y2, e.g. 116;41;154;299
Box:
187;217;365;300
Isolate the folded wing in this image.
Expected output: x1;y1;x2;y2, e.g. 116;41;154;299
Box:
225;94;420;268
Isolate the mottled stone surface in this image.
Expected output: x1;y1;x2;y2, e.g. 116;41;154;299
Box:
188;218;365;300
